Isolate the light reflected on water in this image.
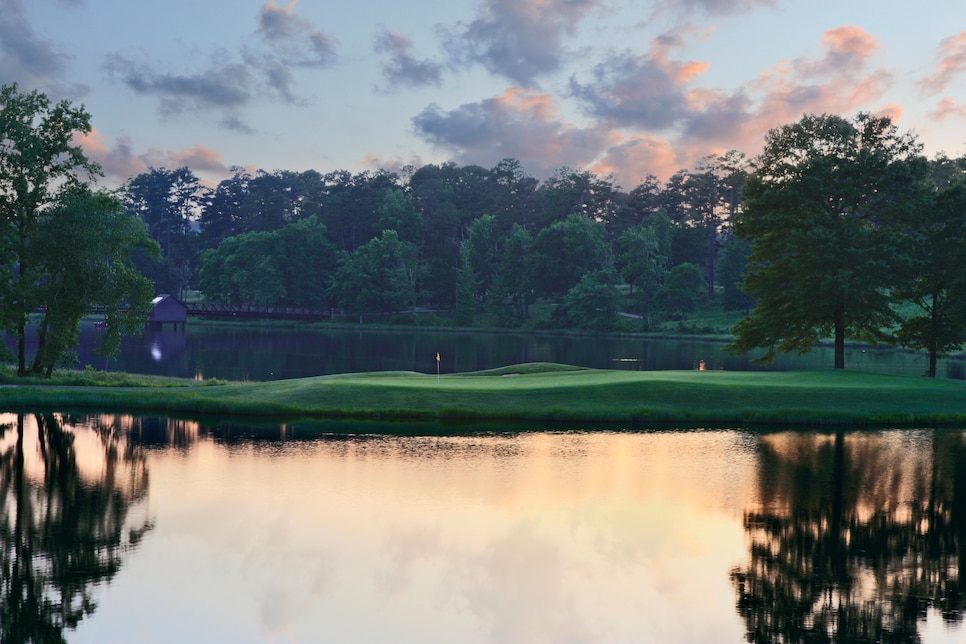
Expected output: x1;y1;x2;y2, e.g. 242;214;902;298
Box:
1;415;963;642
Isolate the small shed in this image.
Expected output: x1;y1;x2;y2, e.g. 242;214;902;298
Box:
148;294;187;331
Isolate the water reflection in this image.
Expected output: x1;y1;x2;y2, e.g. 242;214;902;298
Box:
0;413;152;641
732;429;966;642
5;413;964;642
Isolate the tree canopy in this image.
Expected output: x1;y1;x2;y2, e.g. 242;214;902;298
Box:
726;113;930;369
0;84;158;376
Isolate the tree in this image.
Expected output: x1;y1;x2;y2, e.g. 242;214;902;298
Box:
197;216;336;308
557;268;621;331
894;177;966;376
122;167;205;298
617;214;671;328
718;235;754;313
656;263;705;322
0;84;101;375
328;229;420;321
28;189;158;376
496;224;534;322
464;214;502;309
529;213;611;297
726;113;927;369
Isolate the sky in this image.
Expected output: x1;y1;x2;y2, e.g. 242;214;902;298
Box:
4;0;966;190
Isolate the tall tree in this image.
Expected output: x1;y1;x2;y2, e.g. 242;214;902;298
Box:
328;229;419;321
894;177;966;376
529;213;611;298
617;214;671;328
28;189;158;376
123;167;205;298
0;84;101;375
726;113;927;369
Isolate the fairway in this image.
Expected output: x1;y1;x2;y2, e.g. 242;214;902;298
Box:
3;363;966;426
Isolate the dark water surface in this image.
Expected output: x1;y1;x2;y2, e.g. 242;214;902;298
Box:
3;413;963;643
62;321;966;381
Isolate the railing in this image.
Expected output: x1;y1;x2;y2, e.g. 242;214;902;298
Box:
185;303;334;321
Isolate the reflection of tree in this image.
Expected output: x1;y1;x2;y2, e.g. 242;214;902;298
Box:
0;413;152;641
732;430;966;643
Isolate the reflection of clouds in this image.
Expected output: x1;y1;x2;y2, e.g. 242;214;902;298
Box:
376;525;443;598
452;524;592;644
243;517;335;637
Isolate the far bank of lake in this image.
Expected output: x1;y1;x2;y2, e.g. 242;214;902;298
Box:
52;320;966;381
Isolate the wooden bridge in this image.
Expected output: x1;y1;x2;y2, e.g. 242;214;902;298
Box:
185;303;335;322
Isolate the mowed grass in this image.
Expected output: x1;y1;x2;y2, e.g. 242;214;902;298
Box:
2;362;966;426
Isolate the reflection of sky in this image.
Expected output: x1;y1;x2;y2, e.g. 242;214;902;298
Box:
70;431;760;643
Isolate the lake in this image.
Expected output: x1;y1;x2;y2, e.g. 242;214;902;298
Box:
6;323;966;641
3;412;963;643
61;320;966;380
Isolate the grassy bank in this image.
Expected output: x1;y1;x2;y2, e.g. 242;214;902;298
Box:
1;363;965;426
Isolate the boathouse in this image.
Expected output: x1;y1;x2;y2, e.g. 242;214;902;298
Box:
148;294;187;331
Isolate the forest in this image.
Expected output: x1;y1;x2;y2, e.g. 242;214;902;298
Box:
124;153;750;331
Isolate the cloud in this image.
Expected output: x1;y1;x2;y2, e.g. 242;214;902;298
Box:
104;53;253;114
105;1;337;130
748;26;891;129
413;88;615;178
591;134;682;188
414;22;898;189
920;31;966;95
257;0;337;67
374;30;443;89
0;0;86;96
363;152;424;176
76;128;227;184
657;0;776;15
930;97;966;121
445;0;602;87
569;34;712;129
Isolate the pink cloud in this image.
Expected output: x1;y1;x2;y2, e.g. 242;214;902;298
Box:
930;97;966;121
920;32;966;95
591;134;681;189
75;128;227;185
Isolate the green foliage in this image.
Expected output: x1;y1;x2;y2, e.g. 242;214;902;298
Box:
727;113;929;369
0;83;152;377
122;166;203;297
618;214;671;328
557;268;621;331
530;213;611;297
718;236;753;312
656;262;706;321
377;189;423;243
495;224;534;322
328;229;421;320
29;188;158;376
198;216;336;307
893;178;966;375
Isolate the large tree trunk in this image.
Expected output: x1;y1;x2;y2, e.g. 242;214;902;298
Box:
17;319;27;377
833;305;845;369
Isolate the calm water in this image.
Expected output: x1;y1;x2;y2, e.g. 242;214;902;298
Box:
3;412;965;643
59;321;966;380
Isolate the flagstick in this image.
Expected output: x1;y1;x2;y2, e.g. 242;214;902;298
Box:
436;352;440;383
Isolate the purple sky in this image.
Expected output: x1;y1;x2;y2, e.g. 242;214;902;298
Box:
4;0;966;188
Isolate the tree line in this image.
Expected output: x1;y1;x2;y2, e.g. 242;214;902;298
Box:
4;81;966;376
123;152;752;332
